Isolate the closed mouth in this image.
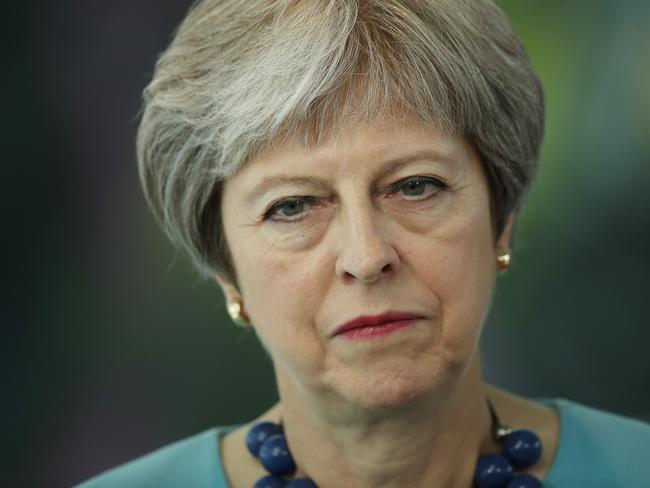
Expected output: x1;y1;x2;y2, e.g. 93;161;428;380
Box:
331;311;422;337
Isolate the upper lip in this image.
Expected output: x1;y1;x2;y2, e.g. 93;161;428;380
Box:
331;311;422;337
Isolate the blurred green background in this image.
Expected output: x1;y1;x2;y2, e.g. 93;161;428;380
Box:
4;0;649;486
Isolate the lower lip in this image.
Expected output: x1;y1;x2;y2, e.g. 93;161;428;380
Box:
337;319;416;340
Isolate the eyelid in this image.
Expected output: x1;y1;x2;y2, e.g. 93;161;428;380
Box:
384;175;447;193
262;195;322;222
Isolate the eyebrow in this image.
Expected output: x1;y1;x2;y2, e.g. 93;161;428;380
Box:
245;148;457;203
374;148;457;178
246;175;332;203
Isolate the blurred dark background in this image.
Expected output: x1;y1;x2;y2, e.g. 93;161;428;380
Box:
4;0;649;486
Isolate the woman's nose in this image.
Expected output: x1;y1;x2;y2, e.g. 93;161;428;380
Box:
334;207;400;284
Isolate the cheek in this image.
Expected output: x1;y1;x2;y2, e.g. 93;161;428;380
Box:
446;229;495;344
231;233;330;369
408;206;496;354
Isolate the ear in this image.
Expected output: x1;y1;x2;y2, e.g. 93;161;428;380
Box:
496;213;516;253
215;274;242;306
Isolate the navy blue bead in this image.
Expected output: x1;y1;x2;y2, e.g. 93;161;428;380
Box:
286;479;318;488
474;453;513;488
259;434;297;476
501;429;542;468
247;422;284;457
506;473;542;488
253;474;287;488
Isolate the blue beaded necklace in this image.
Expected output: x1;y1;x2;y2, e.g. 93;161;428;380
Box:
245;399;543;488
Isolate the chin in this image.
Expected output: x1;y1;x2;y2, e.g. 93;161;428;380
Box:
323;356;458;411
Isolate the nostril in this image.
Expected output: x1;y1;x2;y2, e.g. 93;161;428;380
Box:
335;238;400;283
343;271;356;282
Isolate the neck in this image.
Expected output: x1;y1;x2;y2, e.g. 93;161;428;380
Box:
274;356;496;488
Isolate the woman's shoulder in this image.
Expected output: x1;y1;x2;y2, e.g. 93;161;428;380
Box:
542;398;650;486
75;425;238;488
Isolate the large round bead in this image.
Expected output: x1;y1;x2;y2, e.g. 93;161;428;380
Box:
501;429;542;468
253;474;287;488
474;453;514;488
286;479;318;488
246;422;284;457
259;434;297;476
506;473;543;488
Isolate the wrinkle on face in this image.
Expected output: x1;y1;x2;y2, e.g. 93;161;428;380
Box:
219;114;500;409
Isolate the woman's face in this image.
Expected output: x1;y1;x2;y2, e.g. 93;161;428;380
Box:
220;117;512;408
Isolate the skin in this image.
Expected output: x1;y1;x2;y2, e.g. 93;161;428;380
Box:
217;116;559;487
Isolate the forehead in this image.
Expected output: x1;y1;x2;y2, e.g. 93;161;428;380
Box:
243;115;470;176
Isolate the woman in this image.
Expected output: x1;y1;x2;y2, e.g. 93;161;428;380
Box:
79;0;650;487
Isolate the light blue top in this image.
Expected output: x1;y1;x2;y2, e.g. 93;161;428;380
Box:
77;399;650;487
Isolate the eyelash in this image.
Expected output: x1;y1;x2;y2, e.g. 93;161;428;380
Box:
262;196;322;222
384;175;447;200
262;176;447;222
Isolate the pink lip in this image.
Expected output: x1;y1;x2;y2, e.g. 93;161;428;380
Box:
332;312;421;340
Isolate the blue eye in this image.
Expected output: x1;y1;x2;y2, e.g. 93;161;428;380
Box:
388;176;446;199
263;196;320;222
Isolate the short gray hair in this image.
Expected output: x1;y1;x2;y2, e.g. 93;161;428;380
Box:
137;0;544;284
